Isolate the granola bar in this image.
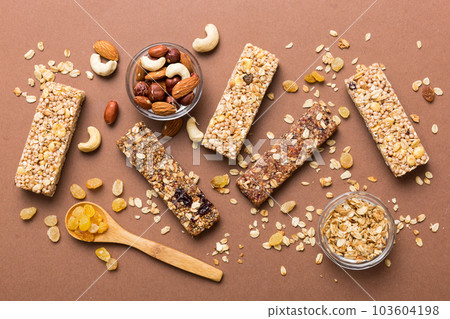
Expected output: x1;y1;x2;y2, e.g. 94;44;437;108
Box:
202;43;279;159
117;122;219;236
237;104;337;207
15;82;85;196
345;63;429;177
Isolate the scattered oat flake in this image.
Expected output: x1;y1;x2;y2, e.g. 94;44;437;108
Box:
434;88;443;96
267;92;274;100
385;259;391;267
423;77;430;86
37;41;44;51
266;131;274;140
315;44;324;53
13;87;22;97
365;33;371;41
351;57;359;65
368;176;377;182
412;80;422;92
230;198;238;205
410;114;420;123
249;229;260;238
24;49;35;60
316;253;323;264
416;40;422;49
64;49;71;58
431;124;438;134
430;223;439;233
284;114;295;124
416;237;423;247
329;30;338;37
26;95;37;103
281;200;296;214
86;70;94;80
280;265;287;276
161;226;171;235
285;42;293;49
425;171;433;179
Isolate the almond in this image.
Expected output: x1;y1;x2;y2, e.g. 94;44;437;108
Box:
93;40;119;61
180;52;194;73
172;75;200;99
134;96;152;110
148;45;168;58
162;118;183;137
145;67;167;81
152;102;176;116
135;59;146;81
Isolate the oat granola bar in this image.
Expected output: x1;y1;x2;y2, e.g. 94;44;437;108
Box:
345;63;429;177
15;82;85;196
202;43;279;159
117;122;219;236
237;104;337;207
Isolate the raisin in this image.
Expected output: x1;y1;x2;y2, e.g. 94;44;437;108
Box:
349;82;356;90
97;222;109;234
112;198;127;212
67;216;79;231
243;74;253;85
95;247;111;262
20;207;37;220
47;226;60;243
44;215;58;227
72;206;84;219
91;211;103;224
70;184;86;200
174;188;192;206
79;215;91;232
422;86;435;102
106;258;118;271
84;204;96;218
86;178;103;190
198;198;213;216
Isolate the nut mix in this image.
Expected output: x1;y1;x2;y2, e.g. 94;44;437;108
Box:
322;197;390;262
133;44;200;116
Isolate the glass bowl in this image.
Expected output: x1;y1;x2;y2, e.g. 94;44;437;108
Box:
317;192;395;270
126;42;203;121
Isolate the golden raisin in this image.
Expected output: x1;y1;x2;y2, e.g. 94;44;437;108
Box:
95;247;111;262
340;152;354;169
282;80;299;93
97;222;109;234
75;229;95;242
72;206;84;219
269;232;283;246
112;198;127;212
44;215;58;227
79;215;91;232
67;216;79;231
311;71;325;82
20;207;37;220
86;178;103;190
304;73;316;84
211;174;230;189
106;258;118;271
70;184;86;199
91;211;103;224
83;204;96;218
338;106;350;119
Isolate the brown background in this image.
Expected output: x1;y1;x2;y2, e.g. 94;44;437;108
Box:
1;0;449;301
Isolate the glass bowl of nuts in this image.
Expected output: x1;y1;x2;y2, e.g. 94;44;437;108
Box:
126;42;203;121
318;192;395;270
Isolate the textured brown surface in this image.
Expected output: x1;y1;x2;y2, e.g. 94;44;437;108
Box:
1;0;449;301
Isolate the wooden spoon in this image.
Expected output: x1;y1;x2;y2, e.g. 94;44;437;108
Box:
65;201;223;282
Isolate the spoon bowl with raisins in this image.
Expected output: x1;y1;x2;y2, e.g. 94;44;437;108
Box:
65;201;223;282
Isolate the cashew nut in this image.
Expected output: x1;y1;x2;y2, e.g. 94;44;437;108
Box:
140;56;166;71
186;117;203;143
78;126;101;152
90;54;117;76
165;63;190;80
192;24;219;53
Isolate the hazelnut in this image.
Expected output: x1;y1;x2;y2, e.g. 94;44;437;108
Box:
166;96;178;107
166;48;180;64
148;83;166;102
165;76;181;94
133;81;149;96
178;92;194;105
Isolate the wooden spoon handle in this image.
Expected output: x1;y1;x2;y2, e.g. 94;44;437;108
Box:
123;233;223;282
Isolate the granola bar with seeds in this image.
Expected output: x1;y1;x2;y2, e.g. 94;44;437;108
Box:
202;44;279;159
15;82;85;196
117;122;219;236
237;104;337;207
345;63;429;177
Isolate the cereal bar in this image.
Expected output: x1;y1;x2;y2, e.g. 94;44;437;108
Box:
15;82;85;196
202;43;279;159
117;122;219;236
345;63;429;177
237;104;337;207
